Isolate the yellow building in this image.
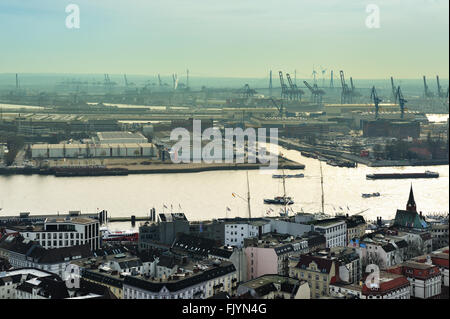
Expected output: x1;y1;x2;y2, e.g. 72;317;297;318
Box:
289;255;338;299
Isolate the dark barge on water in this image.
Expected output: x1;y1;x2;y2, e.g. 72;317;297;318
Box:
366;170;439;180
53;167;129;177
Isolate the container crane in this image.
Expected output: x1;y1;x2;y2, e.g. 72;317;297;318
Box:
304;80;325;104
269;97;285;118
396;86;407;119
340;70;352;104
350;77;361;100
286;73;304;100
423;76;434;98
370;86;382;120
436;75;446;98
279;71;290;100
390;77;397;103
242;84;256;98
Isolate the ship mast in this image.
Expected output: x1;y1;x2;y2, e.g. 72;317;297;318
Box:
281;162;288;217
320;160;325;214
246;171;252;219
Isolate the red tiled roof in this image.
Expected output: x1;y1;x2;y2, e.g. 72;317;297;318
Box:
431;257;449;269
362;276;410;295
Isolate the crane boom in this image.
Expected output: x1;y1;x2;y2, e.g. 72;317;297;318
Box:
370;86;382;119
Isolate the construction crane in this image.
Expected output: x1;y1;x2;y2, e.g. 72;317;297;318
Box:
269;97;285;118
286;73;304;101
390;76;397;103
340;70;352;104
436;75;446;98
423;75;434;98
304;80;325;104
279;71;290;100
396;86;407;119
370;86;382;120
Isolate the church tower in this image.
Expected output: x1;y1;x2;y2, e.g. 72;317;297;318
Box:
406;185;417;212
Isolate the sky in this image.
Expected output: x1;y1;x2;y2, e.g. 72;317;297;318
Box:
0;0;448;79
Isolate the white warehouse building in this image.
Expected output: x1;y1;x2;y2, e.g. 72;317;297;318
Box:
31;143;156;159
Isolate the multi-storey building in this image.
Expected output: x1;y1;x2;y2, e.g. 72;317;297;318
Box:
387;260;442;299
244;233;307;280
123;260;237;299
8;217;100;251
289;254;339;299
0;235;92;278
225;219;271;248
310;218;347;248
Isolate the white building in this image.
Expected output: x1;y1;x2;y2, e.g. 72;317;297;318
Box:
123;260;237;299
8;217;100;251
0;236;92;278
0;268;66;300
401;261;442;299
224;219;271;248
312;219;347;248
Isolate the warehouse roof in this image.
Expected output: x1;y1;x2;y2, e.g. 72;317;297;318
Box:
97;132;145;140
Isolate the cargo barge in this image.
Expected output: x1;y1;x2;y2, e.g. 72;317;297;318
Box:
366;170;439;180
53;167;129;177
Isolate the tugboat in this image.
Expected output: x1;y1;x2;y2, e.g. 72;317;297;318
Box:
362;192;381;198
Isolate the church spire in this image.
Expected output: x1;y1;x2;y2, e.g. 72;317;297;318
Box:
406;184;416;212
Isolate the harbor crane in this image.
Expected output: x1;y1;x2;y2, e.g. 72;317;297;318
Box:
242;84;257;98
390;77;397;103
396;86;407;119
423;75;434;98
286;73;304;101
436;75;446;99
269;97;285;118
339;70;352;104
350;77;361;100
304;80;325;104
370;86;382;120
279;71;290;100
104;74;116;91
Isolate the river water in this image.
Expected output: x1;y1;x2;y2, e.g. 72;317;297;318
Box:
0;145;448;230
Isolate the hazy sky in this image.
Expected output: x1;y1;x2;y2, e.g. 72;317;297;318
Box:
0;0;448;79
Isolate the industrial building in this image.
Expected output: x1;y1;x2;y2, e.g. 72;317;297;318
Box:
31;142;157;159
92;131;148;144
362;120;421;139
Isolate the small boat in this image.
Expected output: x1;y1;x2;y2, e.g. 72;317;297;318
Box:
264;196;294;205
362;192;381;198
272;173;304;179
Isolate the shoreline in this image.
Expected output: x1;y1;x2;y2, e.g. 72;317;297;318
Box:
0;160;306;177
